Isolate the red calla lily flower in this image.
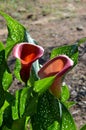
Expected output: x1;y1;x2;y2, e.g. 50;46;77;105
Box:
13;42;44;83
38;55;73;98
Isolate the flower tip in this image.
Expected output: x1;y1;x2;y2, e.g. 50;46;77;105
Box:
60;54;74;66
12;43;22;59
37;44;44;57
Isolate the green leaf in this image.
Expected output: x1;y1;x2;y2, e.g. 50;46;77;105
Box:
5;91;14;104
0;11;26;57
0;89;5;108
11;117;26;130
28;61;40;86
80;124;86;130
12;91;19;120
64;101;76;109
0;50;6;108
61;103;77;130
2;70;12;90
31;92;60;130
0;45;12;91
25;95;38;117
19;87;32;118
0;12;40;82
34;76;55;95
25;116;30;130
0;50;5;82
14;59;21;81
0;42;4;51
12;87;32;119
47;121;60;130
77;37;86;45
0;101;9;126
3;106;13;128
61;85;70;102
51;44;79;66
61;85;75;109
31;92;77;130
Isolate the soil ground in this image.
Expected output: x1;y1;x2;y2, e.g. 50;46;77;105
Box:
0;0;86;129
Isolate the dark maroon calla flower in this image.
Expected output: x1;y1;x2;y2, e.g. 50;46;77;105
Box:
38;55;73;98
13;42;44;83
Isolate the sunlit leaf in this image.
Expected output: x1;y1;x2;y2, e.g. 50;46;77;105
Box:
0;42;4;51
47;121;60;130
0;11;26;58
34;76;55;95
14;59;21;81
12;91;19;120
0;101;9;126
12;87;32;119
0;12;40;82
64;101;76;109
2;70;12;90
0;43;12;91
61;85;70;102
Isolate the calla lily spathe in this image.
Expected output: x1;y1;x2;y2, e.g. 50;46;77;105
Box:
13;42;73;98
38;55;73;98
13;42;44;83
